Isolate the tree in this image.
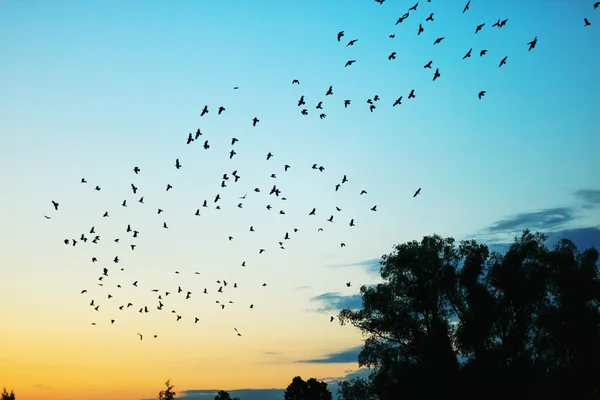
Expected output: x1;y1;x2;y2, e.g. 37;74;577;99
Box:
337;376;376;400
338;229;600;400
1;388;15;400
158;379;176;400
284;376;332;400
214;390;240;400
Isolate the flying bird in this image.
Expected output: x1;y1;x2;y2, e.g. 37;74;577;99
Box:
478;91;486;99
527;36;537;51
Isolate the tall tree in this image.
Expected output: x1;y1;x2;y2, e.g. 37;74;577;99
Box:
338;234;461;397
338;229;600;400
158;379;176;400
284;376;332;400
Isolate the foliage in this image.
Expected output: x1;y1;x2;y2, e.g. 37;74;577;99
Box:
336;377;377;400
284;376;332;400
0;388;15;400
158;379;176;400
338;229;600;400
214;390;240;400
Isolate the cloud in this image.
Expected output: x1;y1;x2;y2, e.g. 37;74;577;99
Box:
487;207;575;234
329;258;382;274
296;345;362;364
309;292;363;312
295;285;311;290
263;351;278;355
574;189;600;209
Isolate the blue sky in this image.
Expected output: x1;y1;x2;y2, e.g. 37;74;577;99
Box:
1;1;599;399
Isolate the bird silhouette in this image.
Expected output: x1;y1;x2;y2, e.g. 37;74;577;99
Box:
527;37;538;51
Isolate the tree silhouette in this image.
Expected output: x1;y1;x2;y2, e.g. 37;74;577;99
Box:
158;379;176;400
336;376;376;400
214;390;240;400
284;376;332;400
1;388;15;400
338;229;600;400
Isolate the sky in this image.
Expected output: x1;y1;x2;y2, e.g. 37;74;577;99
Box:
1;0;599;399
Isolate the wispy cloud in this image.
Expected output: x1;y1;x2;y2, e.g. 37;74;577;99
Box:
574;189;600;209
295;345;362;364
308;292;363;313
263;351;279;355
487;207;575;234
328;258;382;274
172;389;285;400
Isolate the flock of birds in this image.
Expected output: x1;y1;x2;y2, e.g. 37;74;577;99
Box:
44;1;596;341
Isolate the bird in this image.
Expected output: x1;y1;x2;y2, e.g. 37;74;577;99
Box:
408;2;417;11
133;166;140;174
252;117;259;126
347;39;358;46
396;14;408;25
480;49;487;56
418;24;424;35
463;48;472;59
51;200;59;210
595;1;600;9
388;52;396;60
527;36;537;51
345;60;356;67
326;86;333;96
463;1;470;13
337;31;344;41
475;23;485;33
584;18;591;26
424;60;432;68
413;188;422;197
292;79;299;84
200;105;208;116
433;68;441;81
478;91;486;99
433;37;444;45
137;333;143;341
426;13;434;22
499;56;507;67
408;90;415;99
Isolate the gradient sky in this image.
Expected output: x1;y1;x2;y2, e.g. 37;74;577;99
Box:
1;1;599;399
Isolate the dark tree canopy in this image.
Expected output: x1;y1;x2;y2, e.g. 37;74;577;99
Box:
284;376;332;400
336;376;376;400
214;390;240;400
158;379;176;400
0;388;15;400
338;229;600;400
